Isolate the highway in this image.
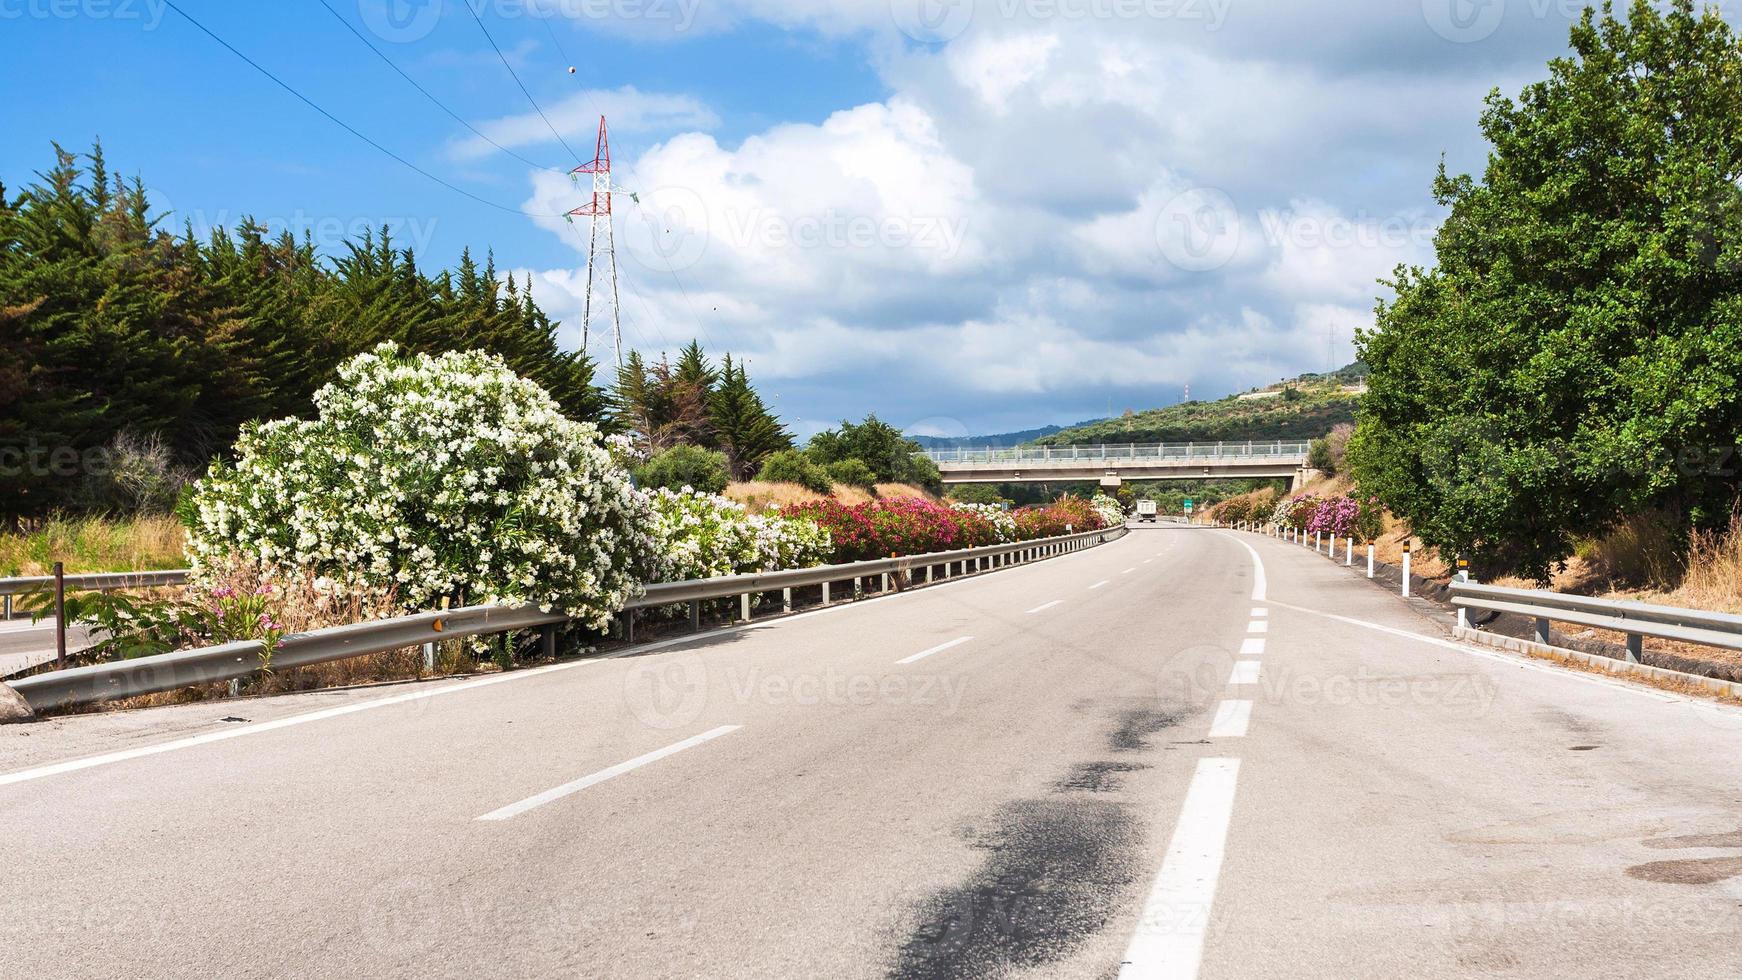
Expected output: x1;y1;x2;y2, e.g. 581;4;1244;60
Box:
3;525;1741;978
0;618;90;678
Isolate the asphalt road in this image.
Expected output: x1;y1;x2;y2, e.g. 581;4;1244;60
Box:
0;618;91;677
3;526;1741;979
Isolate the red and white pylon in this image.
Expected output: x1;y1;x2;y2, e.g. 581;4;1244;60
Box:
568;116;632;367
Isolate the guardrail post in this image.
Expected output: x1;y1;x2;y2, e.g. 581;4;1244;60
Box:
1625;633;1642;663
741;593;752;622
53;561;67;671
1534;617;1551;645
691;600;702;632
783;587;792;612
1367;545;1375;578
822;582;832;605
1400;546;1412;598
540;623;557;659
1455;560;1471;629
2;593;10;621
882;571;890;592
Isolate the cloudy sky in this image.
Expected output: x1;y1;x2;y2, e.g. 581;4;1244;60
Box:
1;0;1638;437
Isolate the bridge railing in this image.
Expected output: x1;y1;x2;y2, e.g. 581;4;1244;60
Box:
922;441;1311;466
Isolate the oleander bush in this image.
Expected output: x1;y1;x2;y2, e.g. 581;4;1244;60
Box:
646;487;831;582
1089;494;1126;527
950;501;1017;542
186;344;658;630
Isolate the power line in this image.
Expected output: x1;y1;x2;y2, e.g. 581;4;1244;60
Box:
159;0;565;218
462;1;587;165
311;0;567;174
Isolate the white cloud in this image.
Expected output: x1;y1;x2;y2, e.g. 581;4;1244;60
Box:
490;0;1629;431
447;86;717;162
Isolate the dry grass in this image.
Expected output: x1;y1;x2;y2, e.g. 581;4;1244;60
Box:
874;482;937;500
724;480;883;513
0;515;187;576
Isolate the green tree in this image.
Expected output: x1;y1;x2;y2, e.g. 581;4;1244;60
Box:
635;444;731;494
755;449;833;493
824;458;878;488
806;415;940;490
708;355;792;479
1349;0;1742;578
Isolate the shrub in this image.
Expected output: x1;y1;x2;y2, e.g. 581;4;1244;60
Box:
646;487;831;581
949;500;1017;542
1014;495;1104;538
186;344;657;629
789;496;997;562
948;485;1011;507
76;430;196;515
825;458;878;489
756;449;833;494
1089;494;1125;527
636;444;731;495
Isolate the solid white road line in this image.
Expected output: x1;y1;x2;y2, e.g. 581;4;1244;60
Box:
896;636;974;665
1208;700;1252;737
1142;558;1154;564
477;725;741;821
1250;607;1267;618
1228;661;1262;685
1219;533;1267;602
1118;757;1241;980
1247;620;1268;634
1026;600;1064;614
1121;567;1136;574
1089;580;1109;590
1239;637;1265;656
1267;599;1742;716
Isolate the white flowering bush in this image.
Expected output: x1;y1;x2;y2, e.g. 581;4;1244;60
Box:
949;501;1017;542
647;488;831;581
1089;494;1126;526
186;344;657;630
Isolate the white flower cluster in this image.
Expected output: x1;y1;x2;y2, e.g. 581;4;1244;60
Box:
186;344;658;630
647;487;832;582
1089;494;1126;526
1268;494;1295;525
949;501;1018;542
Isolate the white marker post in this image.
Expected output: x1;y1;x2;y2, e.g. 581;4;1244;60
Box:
1366;544;1375;578
1455;558;1471;629
1345;537;1354;566
1400;544;1412;598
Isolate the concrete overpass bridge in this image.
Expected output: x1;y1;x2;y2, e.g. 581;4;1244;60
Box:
922;440;1315;488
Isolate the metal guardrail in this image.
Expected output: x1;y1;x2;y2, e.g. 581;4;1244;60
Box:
1448;580;1742;662
922;441;1311;466
8;524;1127;711
0;568;192;621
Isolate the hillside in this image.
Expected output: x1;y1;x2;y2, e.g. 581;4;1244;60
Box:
909;423;1088;448
1032;364;1365;446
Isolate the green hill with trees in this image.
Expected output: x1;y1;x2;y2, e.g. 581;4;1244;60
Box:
1032;364;1366;446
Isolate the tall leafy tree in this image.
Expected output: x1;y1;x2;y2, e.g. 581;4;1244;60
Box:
1350;0;1742;578
708;354;792;479
0;142;608;518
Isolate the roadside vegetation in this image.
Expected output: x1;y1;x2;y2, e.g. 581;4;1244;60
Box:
1350;0;1742;584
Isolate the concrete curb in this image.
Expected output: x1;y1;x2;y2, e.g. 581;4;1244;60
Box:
1453;626;1742;700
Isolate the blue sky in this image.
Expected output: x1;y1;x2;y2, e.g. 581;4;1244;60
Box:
0;0;1653;438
